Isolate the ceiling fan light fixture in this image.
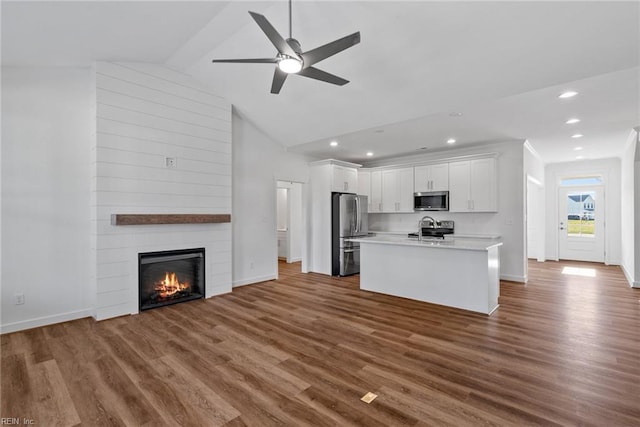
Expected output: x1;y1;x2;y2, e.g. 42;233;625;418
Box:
278;57;302;73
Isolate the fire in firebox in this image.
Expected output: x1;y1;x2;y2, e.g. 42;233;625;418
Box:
154;272;191;300
150;272;191;301
139;248;205;311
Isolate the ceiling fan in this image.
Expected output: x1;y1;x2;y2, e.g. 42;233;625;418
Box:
211;0;361;94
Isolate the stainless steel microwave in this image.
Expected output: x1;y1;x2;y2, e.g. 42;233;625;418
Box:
414;191;449;211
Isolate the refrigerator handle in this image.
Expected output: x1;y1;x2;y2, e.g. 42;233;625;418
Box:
355;197;360;234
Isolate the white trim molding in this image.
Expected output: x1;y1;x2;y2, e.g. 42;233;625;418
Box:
501;274;526;283
233;274;277;288
621;264;638;288
1;308;93;335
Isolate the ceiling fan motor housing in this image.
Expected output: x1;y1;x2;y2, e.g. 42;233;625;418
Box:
286;38;303;55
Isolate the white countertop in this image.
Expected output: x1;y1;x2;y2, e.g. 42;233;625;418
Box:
368;230;502;240
349;234;503;251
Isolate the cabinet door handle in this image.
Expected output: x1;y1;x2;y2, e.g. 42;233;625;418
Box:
379;202;382;211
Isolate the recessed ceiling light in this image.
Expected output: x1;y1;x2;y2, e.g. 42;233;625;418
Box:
574;146;583;151
565;118;581;124
329;141;338;147
449;112;463;117
559;91;578;99
447;138;456;144
576;155;584;160
366;152;374;157
571;134;583;138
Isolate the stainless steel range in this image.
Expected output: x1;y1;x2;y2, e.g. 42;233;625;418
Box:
408;219;454;240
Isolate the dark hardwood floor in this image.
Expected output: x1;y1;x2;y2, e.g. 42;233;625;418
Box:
2;260;639;426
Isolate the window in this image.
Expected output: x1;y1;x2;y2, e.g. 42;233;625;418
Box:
566;191;596;236
560;176;602;186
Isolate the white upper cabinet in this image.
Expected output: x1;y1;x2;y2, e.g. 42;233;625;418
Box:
414;163;449;192
357;169;371;210
331;164;358;193
381;167;414;213
449;158;497;212
370;170;382;213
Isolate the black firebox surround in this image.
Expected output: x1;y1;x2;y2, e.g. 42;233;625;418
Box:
138;247;205;311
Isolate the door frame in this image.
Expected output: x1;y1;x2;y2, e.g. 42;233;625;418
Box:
557;184;605;262
274;178;307;279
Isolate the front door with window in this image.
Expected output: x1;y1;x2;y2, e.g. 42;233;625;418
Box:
558;186;604;262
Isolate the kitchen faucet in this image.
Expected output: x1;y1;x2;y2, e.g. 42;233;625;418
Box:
418;216;437;241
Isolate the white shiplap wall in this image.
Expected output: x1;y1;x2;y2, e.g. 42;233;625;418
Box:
93;62;232;320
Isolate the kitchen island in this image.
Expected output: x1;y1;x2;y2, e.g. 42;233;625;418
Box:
348;235;503;315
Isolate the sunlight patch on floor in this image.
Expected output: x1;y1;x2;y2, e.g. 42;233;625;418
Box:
561;266;596;277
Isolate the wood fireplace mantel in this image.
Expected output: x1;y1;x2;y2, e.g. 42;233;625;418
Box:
111;214;231;226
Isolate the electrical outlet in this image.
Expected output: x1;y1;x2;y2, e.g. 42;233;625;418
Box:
165;157;177;168
14;292;25;305
250;262;254;270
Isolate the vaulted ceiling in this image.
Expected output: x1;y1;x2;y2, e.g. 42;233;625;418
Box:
3;1;638;164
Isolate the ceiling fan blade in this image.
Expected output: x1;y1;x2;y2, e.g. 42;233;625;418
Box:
271;67;288;94
248;11;300;59
212;58;278;64
297;67;349;86
301;32;361;68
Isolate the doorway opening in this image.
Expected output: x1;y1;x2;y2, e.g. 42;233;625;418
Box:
276;181;303;276
558;176;605;263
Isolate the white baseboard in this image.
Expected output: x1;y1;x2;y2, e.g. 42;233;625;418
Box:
233;274;277;288
287;257;302;263
500;274;526;283
620;264;639;288
0;308;93;335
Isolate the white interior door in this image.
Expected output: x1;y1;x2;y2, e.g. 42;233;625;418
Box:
558;186;604;262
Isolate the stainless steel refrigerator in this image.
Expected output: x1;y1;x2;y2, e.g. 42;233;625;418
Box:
332;193;369;276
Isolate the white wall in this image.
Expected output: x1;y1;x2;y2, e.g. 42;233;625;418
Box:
635;145;640;288
232;109;309;286
366;141;526;282
620;130;640;287
1;67;92;333
93;62;232;320
524;142;545;262
544;158;622;264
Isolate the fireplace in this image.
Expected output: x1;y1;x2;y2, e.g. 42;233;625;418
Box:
138;248;205;311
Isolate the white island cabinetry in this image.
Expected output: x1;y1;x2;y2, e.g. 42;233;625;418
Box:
349;235;502;315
